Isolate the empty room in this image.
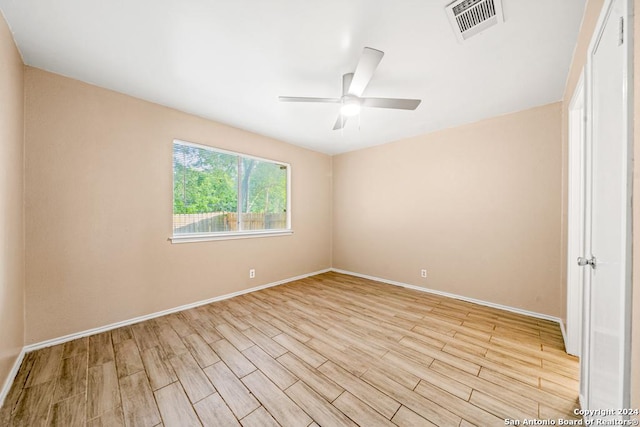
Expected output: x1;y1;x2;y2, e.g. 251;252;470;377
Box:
0;0;639;425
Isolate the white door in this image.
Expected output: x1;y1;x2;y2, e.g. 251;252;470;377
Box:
581;0;632;415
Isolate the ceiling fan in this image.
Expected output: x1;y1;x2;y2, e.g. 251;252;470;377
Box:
279;47;422;130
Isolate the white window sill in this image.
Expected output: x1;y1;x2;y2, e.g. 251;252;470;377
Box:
170;229;293;244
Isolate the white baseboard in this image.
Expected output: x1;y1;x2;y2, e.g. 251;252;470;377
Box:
24;268;331;353
0;348;26;410
3;268;328;407
331;268;565;328
5;266;568;409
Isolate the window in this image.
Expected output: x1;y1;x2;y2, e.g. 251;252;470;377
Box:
171;140;291;242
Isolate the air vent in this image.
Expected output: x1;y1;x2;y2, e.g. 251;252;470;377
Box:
445;0;503;42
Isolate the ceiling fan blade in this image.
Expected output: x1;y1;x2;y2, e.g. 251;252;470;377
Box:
278;96;340;103
342;73;354;96
347;47;384;97
333;115;348;130
362;97;421;110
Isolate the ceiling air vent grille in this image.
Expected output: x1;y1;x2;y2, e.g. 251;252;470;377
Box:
445;0;503;42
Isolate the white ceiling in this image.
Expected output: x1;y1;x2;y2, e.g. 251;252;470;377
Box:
0;0;586;155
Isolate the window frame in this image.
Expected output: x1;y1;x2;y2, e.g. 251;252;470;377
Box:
170;139;292;244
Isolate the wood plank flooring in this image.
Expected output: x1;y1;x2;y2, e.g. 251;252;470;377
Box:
0;272;580;426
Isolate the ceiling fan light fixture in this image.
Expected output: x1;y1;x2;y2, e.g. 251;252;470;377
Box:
340;99;361;117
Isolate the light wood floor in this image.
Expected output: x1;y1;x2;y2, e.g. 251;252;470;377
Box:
0;272;580;426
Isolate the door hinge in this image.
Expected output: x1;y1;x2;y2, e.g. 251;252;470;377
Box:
619;16;624;45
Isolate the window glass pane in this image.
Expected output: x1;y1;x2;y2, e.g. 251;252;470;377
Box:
173;143;238;234
239;158;288;230
172;141;290;238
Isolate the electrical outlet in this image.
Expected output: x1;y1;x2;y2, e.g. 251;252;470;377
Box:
421;269;427;278
249;269;256;279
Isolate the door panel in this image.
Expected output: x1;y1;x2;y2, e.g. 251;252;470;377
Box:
584;0;632;414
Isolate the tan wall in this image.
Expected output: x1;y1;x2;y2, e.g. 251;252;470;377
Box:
333;103;563;317
24;68;332;344
0;14;25;389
